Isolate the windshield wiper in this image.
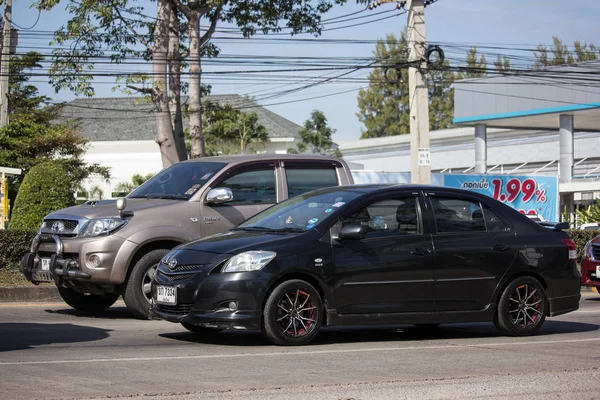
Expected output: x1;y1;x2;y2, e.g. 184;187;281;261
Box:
145;194;188;200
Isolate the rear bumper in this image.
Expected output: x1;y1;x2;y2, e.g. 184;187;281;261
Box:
548;293;580;317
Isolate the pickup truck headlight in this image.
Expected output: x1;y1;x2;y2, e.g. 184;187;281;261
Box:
222;251;276;273
78;218;127;237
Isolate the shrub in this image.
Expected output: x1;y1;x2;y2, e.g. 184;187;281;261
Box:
9;162;76;230
567;229;600;263
0;229;37;271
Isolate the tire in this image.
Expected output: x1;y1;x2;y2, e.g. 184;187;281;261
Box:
262;279;323;346
123;248;169;320
57;286;119;312
495;276;547;337
180;322;222;335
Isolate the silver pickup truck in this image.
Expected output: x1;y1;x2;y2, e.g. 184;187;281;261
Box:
20;154;354;318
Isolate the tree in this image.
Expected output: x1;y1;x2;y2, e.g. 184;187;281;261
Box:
9;162;77;230
114;172;155;195
0;51;109;211
288;110;341;157
460;47;487;79
202;101;268;155
356;33;455;139
494;55;511;73
34;0;190;168
36;0;364;163
534;37;598;68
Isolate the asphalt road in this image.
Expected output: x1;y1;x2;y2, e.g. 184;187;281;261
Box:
1;293;599;400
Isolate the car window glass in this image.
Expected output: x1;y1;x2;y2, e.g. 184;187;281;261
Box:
239;187;364;231
286;168;338;198
342;197;419;236
484;208;510;232
431;197;485;233
128;162;226;200
215;168;276;205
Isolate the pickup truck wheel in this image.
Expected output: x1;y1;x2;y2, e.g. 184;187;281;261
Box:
57;286;119;312
123;248;169;320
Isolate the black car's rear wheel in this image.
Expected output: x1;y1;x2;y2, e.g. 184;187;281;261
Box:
57;286;119;312
495;276;547;336
262;279;323;346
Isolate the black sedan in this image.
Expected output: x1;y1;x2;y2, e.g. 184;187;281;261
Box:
150;185;581;345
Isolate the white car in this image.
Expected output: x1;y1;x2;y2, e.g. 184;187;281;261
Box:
579;222;600;231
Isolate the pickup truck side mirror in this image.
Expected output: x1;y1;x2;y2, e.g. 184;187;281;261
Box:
338;224;368;240
206;187;234;204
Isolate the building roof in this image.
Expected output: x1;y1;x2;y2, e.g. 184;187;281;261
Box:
60;94;302;142
453;60;600;130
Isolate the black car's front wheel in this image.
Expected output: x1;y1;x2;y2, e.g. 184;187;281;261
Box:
262;279;323;346
495;276;547;336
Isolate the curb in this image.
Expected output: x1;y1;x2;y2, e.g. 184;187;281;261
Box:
0;286;61;303
0;286;597;304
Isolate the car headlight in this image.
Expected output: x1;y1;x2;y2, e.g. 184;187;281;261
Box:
78;218;127;237
222;251;276;273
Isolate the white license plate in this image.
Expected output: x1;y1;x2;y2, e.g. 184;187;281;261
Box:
156;286;177;305
41;258;51;271
596;265;600;277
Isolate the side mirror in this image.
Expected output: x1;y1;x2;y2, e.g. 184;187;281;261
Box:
115;197;133;218
116;198;127;211
338;224;368;240
206;187;234;204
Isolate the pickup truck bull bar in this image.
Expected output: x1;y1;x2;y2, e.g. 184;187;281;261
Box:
20;234;91;284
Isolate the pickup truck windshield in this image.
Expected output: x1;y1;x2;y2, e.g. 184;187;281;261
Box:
128;162;226;200
237;187;364;232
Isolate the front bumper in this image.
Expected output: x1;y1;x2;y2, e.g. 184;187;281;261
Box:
150;267;272;331
581;258;600;288
20;233;126;285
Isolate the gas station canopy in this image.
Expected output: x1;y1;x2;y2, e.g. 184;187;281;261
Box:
453;61;600;131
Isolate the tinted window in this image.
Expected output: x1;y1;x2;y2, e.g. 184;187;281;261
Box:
129;162;226;200
431;197;485;233
484;208;510;232
239;187;363;231
286;168;338;198
215;168;276;205
342;197;420;236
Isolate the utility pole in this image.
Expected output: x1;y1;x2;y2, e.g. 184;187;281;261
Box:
406;0;431;184
368;0;432;184
0;0;12;128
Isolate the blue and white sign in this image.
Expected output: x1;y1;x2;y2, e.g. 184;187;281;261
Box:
442;174;559;222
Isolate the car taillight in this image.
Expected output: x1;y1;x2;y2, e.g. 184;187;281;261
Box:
561;239;578;261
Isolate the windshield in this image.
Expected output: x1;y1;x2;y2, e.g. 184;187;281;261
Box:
237;187;365;232
128;162;226;200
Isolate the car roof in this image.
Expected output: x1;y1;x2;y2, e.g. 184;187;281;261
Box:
180;154;344;166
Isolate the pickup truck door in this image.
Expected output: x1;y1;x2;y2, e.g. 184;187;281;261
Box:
199;162;279;237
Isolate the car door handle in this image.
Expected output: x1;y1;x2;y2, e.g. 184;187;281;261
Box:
411;247;432;256
493;244;509;252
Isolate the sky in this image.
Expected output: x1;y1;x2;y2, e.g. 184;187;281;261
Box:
9;0;600;144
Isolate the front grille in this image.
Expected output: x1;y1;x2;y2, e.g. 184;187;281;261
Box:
158;271;194;282
170;264;204;273
591;244;600;260
41;219;79;236
155;302;193;315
